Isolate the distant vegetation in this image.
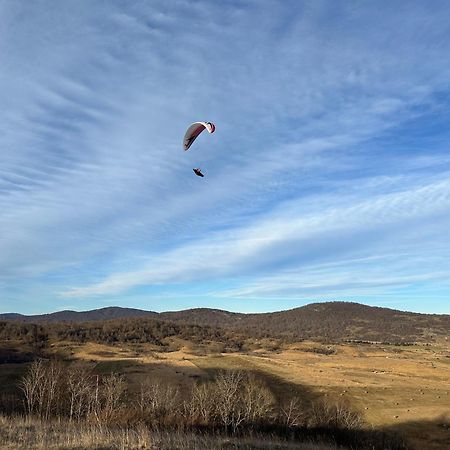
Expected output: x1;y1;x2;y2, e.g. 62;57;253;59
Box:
1;302;449;345
0;318;248;357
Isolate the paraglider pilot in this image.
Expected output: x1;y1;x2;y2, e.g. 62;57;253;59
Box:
183;122;215;178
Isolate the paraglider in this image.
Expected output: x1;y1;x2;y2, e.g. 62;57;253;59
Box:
183;122;215;177
183;122;215;151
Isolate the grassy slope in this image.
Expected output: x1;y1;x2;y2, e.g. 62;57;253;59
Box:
25;338;448;450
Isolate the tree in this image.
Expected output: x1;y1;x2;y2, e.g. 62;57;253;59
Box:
214;370;246;432
242;374;275;425
101;373;126;421
139;378;180;424
20;359;46;416
67;363;95;421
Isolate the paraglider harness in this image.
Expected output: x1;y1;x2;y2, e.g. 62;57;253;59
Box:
193;168;204;177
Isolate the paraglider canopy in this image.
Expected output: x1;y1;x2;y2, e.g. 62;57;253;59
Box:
183;122;215;151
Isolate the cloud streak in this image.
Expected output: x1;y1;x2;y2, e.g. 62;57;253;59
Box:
62;173;450;297
1;1;450;313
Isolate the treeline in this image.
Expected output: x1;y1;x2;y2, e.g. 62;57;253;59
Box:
0;359;407;450
160;302;450;343
0;318;248;351
3;300;446;347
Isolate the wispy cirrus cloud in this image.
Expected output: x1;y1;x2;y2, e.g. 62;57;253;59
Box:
1;1;450;313
62;173;450;299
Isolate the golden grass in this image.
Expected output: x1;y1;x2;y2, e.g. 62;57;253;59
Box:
48;339;450;450
190;342;450;450
0;415;338;450
4;337;435;448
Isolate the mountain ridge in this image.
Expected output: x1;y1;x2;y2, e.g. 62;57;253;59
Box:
1;302;448;323
1;302;449;344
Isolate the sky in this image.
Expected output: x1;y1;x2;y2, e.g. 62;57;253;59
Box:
1;1;450;315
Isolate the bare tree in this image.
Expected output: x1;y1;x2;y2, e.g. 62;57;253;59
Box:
242;374;275;425
332;401;363;429
214;370;246;432
89;374;102;423
280;397;304;427
138;378;180;423
20;359;65;419
67;363;95;422
183;382;214;425
310;400;363;429
101;373;126;421
43;359;64;420
20;359;46;416
183;371;277;431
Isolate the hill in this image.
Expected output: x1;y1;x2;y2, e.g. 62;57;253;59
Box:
1;302;449;343
161;302;450;343
0;306;157;323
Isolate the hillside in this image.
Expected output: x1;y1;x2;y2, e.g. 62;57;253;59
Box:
1;302;450;449
1;302;449;344
161;302;450;343
0;306;157;323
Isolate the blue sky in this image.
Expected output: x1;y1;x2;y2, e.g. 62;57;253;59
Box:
1;1;450;315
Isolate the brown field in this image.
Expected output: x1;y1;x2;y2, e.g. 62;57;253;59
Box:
33;338;449;450
0;415;339;450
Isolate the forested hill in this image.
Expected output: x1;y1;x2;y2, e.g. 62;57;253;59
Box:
162;302;450;343
0;307;157;323
1;302;449;343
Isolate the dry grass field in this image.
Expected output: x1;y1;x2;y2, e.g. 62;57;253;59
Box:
0;415;340;450
41;338;450;450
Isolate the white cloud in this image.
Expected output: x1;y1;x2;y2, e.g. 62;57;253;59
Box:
62;173;450;297
1;1;450;311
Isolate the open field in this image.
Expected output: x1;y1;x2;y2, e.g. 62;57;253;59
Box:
19;338;445;449
0;415;340;450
